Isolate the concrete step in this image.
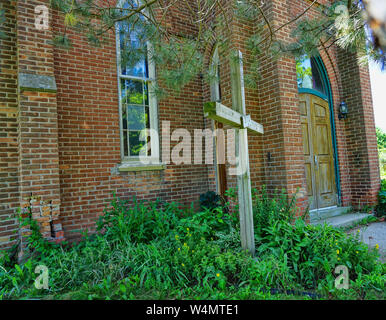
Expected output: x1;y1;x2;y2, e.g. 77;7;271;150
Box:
310;207;351;221
311;212;370;229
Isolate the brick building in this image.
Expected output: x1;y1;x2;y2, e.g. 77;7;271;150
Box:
0;0;381;250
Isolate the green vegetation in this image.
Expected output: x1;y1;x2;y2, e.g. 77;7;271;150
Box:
377;127;386;179
1;188;385;300
377;128;386;150
375;180;386;218
376;128;386;217
0;8;6;39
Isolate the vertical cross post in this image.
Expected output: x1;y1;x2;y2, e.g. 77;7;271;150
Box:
230;50;255;256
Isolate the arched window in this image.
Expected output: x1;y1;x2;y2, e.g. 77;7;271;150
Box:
210;46;222;102
296;55;327;96
116;0;159;163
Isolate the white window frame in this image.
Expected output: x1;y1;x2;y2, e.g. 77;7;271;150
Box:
210;45;221;103
115;0;161;167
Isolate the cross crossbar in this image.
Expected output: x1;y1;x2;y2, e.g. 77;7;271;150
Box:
204;102;264;134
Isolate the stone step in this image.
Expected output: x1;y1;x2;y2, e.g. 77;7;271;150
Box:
311;213;370;229
310;206;351;221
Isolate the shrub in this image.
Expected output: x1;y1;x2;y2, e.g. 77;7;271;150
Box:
255;218;384;297
176;207;236;243
199;191;223;211
225;186;300;235
1;192;385;300
96;196;183;244
0;195;241;299
375;179;386;217
251;186;300;237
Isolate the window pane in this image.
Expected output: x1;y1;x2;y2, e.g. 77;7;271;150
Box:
145;106;150;129
311;58;326;95
217;64;222;102
121;54;148;78
122;0;136;10
122;103;127;130
210;48;221;102
123;130;129;157
127;105;146;131
297;57;313;89
144;82;149;106
129;131;146;156
296;56;327;96
118;22;148;78
121;79;144;105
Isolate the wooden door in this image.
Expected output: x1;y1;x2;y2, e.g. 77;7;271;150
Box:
299;93;337;210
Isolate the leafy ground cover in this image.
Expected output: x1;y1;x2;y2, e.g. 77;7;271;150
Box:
375;180;386;218
0;188;385;300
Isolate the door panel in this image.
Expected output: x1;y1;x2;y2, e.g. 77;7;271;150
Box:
305;163;313;197
299;93;337;209
302;123;310;155
315;125;329;155
299;94;317;210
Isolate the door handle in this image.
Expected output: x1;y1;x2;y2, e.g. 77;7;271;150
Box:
314;155;319;169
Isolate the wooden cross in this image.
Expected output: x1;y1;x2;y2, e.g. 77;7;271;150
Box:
204;51;264;256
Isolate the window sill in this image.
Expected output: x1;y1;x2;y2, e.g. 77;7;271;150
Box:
118;162;166;172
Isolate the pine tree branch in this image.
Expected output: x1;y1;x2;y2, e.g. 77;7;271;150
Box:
253;0;318;50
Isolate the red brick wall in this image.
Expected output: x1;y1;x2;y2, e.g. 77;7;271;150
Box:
337;49;381;207
52;4;210;241
0;0;381;249
0;0;19;249
16;0;63;244
252;0;308;213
